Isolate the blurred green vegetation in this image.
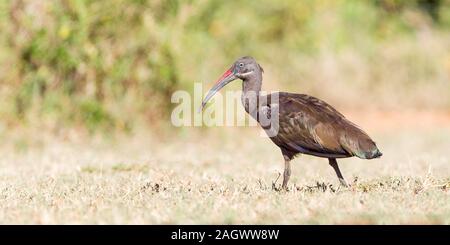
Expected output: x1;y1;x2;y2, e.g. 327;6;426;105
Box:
0;0;450;133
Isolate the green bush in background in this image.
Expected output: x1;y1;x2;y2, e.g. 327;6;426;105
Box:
0;0;449;133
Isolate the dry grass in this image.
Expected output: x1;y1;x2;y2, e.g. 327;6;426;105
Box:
1;113;450;224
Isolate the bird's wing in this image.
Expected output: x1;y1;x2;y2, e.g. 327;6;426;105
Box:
274;93;350;156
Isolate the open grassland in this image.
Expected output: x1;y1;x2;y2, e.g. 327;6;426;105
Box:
1;0;449;225
1;111;450;224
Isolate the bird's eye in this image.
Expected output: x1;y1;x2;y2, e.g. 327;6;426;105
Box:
238;63;244;68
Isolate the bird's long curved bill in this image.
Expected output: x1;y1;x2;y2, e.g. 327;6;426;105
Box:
200;68;236;111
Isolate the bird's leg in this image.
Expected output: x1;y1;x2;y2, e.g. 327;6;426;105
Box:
282;155;292;190
328;158;349;187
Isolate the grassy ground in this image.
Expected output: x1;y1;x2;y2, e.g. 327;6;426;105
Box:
1;111;450;224
1;1;450;224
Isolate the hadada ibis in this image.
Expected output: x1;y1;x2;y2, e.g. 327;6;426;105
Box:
201;56;382;190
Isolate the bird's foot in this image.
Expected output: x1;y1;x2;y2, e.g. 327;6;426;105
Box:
271;185;283;192
339;178;350;188
271;172;282;191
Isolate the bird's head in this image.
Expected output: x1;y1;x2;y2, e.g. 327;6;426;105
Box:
200;56;264;111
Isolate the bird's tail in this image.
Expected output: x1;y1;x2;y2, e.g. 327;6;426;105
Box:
364;148;382;159
340;129;382;160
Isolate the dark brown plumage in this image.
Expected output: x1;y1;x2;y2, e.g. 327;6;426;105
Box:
201;56;382;189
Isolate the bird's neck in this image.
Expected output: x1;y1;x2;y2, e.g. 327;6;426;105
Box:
241;76;262;115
